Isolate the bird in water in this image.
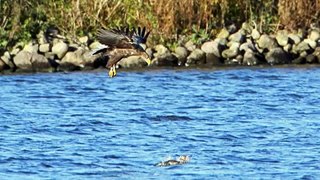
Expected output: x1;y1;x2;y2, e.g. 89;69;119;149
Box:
155;155;190;167
92;26;151;77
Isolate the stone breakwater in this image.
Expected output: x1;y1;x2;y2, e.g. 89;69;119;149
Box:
1;23;320;74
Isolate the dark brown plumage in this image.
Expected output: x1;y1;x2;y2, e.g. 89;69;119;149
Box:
93;26;151;77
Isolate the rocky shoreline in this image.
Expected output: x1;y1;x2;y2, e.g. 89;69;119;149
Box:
1;23;320;74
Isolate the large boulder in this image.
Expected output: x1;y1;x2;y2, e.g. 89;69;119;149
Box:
30;53;51;71
241;22;253;34
118;56;149;68
13;50;33;70
228;29;246;43
239;39;256;53
243;49;261;66
303;39;317;50
23;42;39;53
257;34;278;51
288;33;302;44
184;40;196;52
152;53;178;66
251;29;261;40
222;42;240;59
308;29;320;41
293;41;311;54
39;43;51;53
217;28;230;39
60;48;85;70
205;53;221;65
174;46;189;66
276;30;289;47
52;41;69;59
201;40;225;58
186;49;206;66
265;47;290;65
13;50;52;71
153;44;170;57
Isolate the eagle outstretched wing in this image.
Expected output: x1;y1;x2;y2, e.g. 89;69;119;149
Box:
97;29;133;48
97;26;151;49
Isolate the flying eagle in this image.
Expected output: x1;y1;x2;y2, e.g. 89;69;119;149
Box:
92;26;151;77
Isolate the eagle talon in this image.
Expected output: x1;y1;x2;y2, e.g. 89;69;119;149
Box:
108;65;117;78
108;68;115;78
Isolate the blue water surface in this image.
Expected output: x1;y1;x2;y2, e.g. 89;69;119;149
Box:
0;66;320;179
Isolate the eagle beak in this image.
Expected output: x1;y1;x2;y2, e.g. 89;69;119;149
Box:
145;58;151;66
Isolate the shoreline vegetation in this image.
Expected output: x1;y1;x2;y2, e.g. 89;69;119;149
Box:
1;0;320;74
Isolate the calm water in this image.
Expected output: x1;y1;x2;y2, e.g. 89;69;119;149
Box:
0;66;320;179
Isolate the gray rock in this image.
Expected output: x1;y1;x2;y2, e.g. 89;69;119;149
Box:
303;39;317;49
184;40;196;52
251;29;261;40
1;51;11;64
37;31;47;45
228;29;246;43
82;50;102;68
294;41;311;53
39;43;51;53
205;53;221;65
265;47;290;65
118;56;149;68
186;49;206;66
283;44;292;53
217;28;230;39
222;48;239;59
211;38;227;57
306;54;317;63
243;49;259;66
309;29;320;41
222;42;240;59
276;30;289;47
79;36;89;44
288;33;301;44
292;56;305;64
60;49;85;70
11;47;21;56
257;34;278;51
235;55;243;64
201;41;216;54
13;50;33;69
229;42;241;50
239;39;256;52
154;44;170;57
31;53;51;71
174;46;189;66
153;52;178;66
1;51;14;69
313;47;320;63
23;42;39;53
89;41;101;50
299;51;308;58
52;41;69;59
241;22;253;34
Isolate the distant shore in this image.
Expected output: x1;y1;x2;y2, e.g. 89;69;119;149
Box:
1;23;320;75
